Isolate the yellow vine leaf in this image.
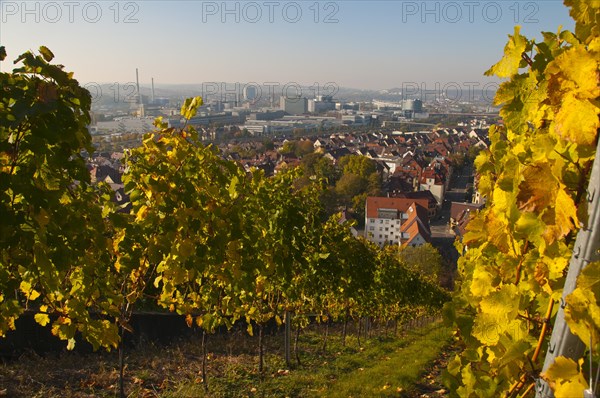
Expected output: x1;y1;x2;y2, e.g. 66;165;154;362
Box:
565;288;600;349
515;212;545;248
472;285;520;345
545;254;569;282
542;356;589;398
485;26;529;78
542;188;579;244
574;260;600;290
564;0;600;42
34;313;50;326
551;93;600;147
564;261;600;351
178;239;195;260
517;163;558;212
470;268;495;299
480;284;520;321
547;45;599;100
486;211;514;255
445;2;598;395
135;204;148;222
19;281;40;301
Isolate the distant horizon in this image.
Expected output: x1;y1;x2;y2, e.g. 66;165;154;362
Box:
82;80;499;107
77;81;500;91
1;1;574;89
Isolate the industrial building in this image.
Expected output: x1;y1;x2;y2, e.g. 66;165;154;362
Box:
280;96;308;115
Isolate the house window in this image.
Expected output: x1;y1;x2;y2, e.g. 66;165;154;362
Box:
369;218;375;223
369;226;374;231
379;234;382;238
379;220;383;224
385;227;389;231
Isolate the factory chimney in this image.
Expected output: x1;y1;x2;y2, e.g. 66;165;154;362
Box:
136;68;140;104
151;78;155;104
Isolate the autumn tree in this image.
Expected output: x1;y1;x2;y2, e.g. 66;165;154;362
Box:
0;46;120;350
300;152;338;184
338;154;377;177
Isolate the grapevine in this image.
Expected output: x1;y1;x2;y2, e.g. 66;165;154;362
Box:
443;1;599;396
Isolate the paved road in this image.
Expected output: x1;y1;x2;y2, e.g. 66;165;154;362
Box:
429;164;474;288
430;164;473;238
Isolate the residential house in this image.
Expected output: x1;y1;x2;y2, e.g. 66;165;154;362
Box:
390;190;438;218
419;167;446;207
364;196;431;247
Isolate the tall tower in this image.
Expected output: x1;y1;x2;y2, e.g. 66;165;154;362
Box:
151;78;155;104
136;68;141;104
133;68;145;116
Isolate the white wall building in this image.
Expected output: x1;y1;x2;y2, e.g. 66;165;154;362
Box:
364;197;431;247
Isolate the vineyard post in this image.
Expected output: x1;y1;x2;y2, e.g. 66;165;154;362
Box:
536;138;600;397
294;325;301;365
284;310;291;368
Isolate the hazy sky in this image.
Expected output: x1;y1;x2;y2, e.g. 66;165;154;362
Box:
0;1;574;90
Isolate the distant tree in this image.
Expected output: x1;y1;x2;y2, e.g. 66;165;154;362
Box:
280;141;296;154
263;139;275;151
319;187;340;217
335;173;367;204
398;243;442;284
314;156;338;184
367;172;382;196
467;145;482;162
332;155;384;216
448;152;466;171
301;152;321;174
231;145;256;159
351;192;368;223
281;140;313;158
301;152;338;184
339;155;377;179
296;140;314;157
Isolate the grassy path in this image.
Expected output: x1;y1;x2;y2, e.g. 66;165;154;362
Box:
316;322;451;398
169;321;452;397
0;320;452;397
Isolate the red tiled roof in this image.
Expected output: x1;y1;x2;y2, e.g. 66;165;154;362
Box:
400;203;432;246
365;197;429;219
450;202;484;222
391;190;438;208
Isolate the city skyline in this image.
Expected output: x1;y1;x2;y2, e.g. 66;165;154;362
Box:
0;1;574;89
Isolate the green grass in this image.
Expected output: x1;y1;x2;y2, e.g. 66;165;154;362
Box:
162;321;451;398
319;323;451;397
0;320;451;397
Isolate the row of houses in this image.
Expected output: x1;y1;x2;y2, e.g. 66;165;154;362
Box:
87;127;489;250
227;128;488;211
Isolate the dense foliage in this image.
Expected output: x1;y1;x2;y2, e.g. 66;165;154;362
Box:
0;46;448;364
0;47;120;350
443;1;599;396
